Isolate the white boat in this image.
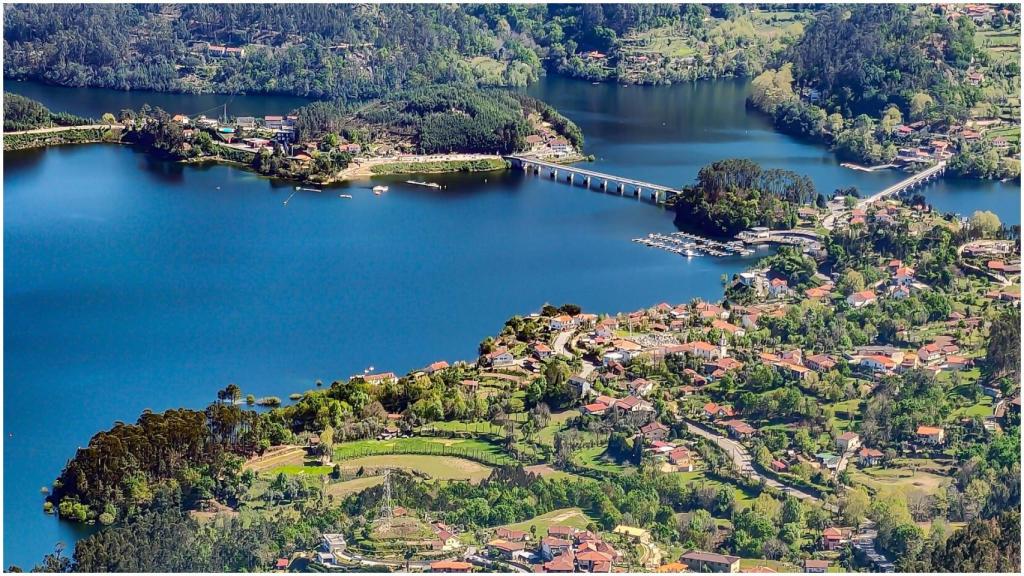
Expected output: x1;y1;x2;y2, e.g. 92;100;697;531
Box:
295;186;321;192
339;194;353;199
405;180;442;189
372;185;389;194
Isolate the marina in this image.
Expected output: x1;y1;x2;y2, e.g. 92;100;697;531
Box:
632;231;755;258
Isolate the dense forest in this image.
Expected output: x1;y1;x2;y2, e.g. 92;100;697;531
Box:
747;4;1020;177
672;159;816;235
2;92;92;131
351;87;581;155
787;4;981;119
2;4;683;98
3;4;806;98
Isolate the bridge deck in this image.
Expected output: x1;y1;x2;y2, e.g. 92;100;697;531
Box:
508;155;681;193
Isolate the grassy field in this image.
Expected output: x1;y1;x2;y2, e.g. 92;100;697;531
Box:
740;558;800;572
325;476;385;499
269;464;334;476
573;446;629;473
536;409;579;446
620;27;697;58
499;507;596;535
334;436;514;466
849;464;949;497
674;470;758;507
243;445;307;473
337;454;493;482
369;158;507;175
420;420;505;436
524;464;587;483
952;396;994;418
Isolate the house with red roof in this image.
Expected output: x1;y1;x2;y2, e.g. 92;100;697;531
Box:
639;421;670;442
703;402;735;419
820;527;850;551
847;290;877;308
916;425;945;445
858;447;884;467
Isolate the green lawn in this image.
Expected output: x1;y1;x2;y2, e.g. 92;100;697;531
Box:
536;409;579;446
268;464;334;476
334;436;514;466
420;420;505;436
953;396;993;418
499;507;597;535
573;446;629;473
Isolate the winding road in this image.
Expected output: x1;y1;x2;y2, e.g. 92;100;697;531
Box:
681;419;822;503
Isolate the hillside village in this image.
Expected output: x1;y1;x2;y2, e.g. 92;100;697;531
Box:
223;188;1019;574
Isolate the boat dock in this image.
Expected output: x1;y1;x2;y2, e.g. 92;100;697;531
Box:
632;231;755;258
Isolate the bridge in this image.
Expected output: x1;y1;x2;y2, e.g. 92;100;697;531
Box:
505;155;682;204
858;160;947;207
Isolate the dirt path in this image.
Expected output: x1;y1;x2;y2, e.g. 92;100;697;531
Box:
3;124;122;135
243;445;306;472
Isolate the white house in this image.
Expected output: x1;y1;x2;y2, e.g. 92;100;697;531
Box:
485;348;515;367
836;432;861;453
549;314;576;331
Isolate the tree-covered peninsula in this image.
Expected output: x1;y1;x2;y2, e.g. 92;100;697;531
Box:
671;159;818;236
12;85;584;183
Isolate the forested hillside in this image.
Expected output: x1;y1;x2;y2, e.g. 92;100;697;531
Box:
2;3;803;97
748;3;1020;178
2;92;92;131
787;4;981;119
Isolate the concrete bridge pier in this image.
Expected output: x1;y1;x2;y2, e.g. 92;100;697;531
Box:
617;183;625;194
634;186;642;198
534;166;540;175
600;179;608;191
584;175;591;188
567;173;574;184
550;169;557;179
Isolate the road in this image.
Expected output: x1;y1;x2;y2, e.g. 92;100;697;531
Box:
681;419;822;503
3;123;122;135
552;330;598;377
857;161;947;208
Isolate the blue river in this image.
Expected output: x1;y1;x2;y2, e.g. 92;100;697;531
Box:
3;76;1019;567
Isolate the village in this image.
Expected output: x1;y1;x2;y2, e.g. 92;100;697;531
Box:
233;185;1019;574
164;107;580;177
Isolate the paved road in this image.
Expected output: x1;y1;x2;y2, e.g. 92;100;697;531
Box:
3;123;122;135
552;330;574;359
681;419;822;503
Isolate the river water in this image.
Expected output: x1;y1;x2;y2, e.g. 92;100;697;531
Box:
2;76;1019;567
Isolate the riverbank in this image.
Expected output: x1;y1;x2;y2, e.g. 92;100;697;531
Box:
337;154;509;180
2;125;123;151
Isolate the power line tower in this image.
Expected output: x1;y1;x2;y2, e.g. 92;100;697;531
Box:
375;469;394;529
